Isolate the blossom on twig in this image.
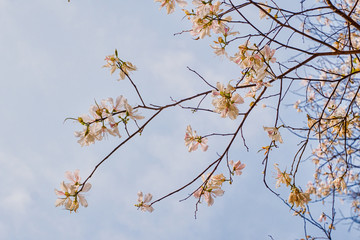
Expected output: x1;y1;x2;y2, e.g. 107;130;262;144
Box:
274;164;291;188
103;53;137;80
212;82;244;120
184;125;208;152
135;191;154;212
54;170;91;213
154;0;187;14
193;174;225;206
263;126;283;143
288;187;311;209
229;160;245;176
74;96;144;146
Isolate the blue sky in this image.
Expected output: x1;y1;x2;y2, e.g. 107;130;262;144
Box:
0;0;358;239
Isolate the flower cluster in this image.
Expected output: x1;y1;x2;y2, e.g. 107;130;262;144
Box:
74;96;144;146
305;148;359;199
212;82;244;119
288;187;311;209
210;27;238;57
193;174;225;206
273;165;311;210
54;170;91;212
184;125;208;152
154;0;187;14
232;43;276;96
193;164;245;206
186;1;232;39
103;52;137;80
135;191;154;212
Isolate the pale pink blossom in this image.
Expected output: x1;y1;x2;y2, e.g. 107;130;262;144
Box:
318;212;327;222
103;54;119;74
103;54;137;80
190;1;231;39
77;183;91;208
259;2;271;19
274;164;291;188
123;100;145;121
109;122;121;138
96;126;118;139
135;191;154;212
154;0;187;14
118;61;137;80
263;126;283;143
229;160;246;175
193;174;225;206
106;96;124;113
184;125;208;152
65;169;81;185
74;122;102;146
212;82;244;120
232;43;275;92
260;45;276;63
55;170;92;212
210;45;228;57
54;181;78;210
74;96;145;146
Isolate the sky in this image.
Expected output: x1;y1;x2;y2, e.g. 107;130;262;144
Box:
0;0;359;239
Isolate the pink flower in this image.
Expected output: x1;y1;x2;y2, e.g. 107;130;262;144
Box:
193;187;224;206
65;169;81;185
154;0;187;14
106;95;124;113
78;182;91;208
193;174;225;206
135;191;154;212
318;212;327;222
274;164;291;188
184;125;208;152
55;170;92;212
74;122;102;146
261;45;276;63
212;82;244;120
229;160;246;175
263;126;283;143
123;100;145;121
103;54;119;74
